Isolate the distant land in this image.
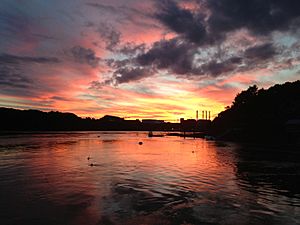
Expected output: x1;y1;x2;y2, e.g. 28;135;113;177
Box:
0;107;181;132
1;80;299;145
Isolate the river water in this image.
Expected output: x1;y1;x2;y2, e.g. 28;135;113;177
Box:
0;132;299;225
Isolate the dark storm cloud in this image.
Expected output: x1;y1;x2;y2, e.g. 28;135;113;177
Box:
207;0;300;36
118;43;146;56
155;0;207;44
70;46;101;67
105;0;300;84
200;57;242;77
136;38;199;75
107;37;223;83
112;67;154;84
90;66;154;88
244;43;277;60
106;38;200;84
155;0;300;45
107;38;277;83
109;39;279;82
0;53;60;64
197;44;277;77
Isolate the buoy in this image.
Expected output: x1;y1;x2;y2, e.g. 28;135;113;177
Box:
192;151;195;153
138;142;143;145
87;157;91;160
89;163;94;167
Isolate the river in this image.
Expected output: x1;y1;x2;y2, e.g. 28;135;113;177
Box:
0;132;299;225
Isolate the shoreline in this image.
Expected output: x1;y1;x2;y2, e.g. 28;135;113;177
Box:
1;130;299;149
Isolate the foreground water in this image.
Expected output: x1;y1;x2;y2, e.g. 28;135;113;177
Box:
0;132;299;225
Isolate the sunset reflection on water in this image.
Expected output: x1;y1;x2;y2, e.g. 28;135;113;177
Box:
0;132;299;225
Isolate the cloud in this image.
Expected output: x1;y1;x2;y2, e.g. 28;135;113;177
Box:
106;58;132;69
104;38;201;84
118;43;146;56
0;64;36;97
154;0;300;46
69;46;101;67
0;53;60;95
50;96;70;101
0;65;32;89
136;38;199;75
84;21;123;51
107;39;281;82
102;0;300;84
1;0;300;118
244;43;277;60
199;44;277;76
86;2;120;14
90;65;154;87
207;0;300;36
105;38;280;83
200;57;242;77
112;67;154;84
0;53;60;64
155;0;207;44
96;23;121;51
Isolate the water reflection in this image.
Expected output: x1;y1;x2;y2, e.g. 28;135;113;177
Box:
0;132;299;225
234;146;300;224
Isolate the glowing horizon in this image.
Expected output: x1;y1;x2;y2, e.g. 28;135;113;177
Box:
1;0;299;121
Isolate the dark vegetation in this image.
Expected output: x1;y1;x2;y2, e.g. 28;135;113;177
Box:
0;108;140;131
1;80;299;145
211;80;300;144
0;108;177;132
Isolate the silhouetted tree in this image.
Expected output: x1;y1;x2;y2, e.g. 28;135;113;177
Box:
211;80;300;144
232;85;258;107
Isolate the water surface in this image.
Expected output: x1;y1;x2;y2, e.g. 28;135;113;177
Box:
0;132;299;225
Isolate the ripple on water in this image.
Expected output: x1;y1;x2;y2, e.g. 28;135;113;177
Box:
0;132;299;225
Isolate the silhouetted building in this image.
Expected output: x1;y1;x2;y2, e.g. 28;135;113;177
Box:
180;118;212;132
197;119;212;132
180;119;197;131
142;119;164;124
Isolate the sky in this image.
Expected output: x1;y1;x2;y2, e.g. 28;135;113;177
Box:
0;0;300;121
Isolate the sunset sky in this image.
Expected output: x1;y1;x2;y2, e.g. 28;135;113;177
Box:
0;0;300;121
